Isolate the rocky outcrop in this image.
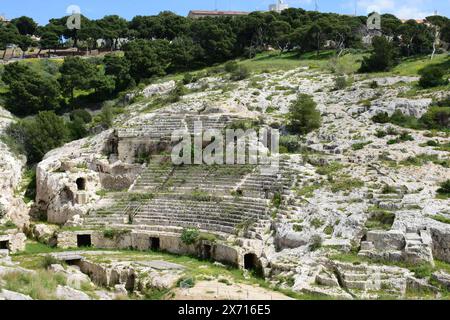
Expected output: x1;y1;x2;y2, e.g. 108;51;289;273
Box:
55;285;90;300
0;289;33;300
369;98;432;118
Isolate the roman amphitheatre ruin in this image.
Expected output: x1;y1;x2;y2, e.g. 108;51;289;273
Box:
1;55;450;300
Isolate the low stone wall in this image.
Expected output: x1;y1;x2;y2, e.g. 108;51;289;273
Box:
56;230;240;267
0;232;26;253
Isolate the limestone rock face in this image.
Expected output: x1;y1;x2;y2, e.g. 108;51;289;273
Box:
31;223;58;244
56;285;91;300
369;98;432;118
0;289;33;300
142;80;176;98
36;130;113;224
0;107;29;228
431;271;450;290
365;230;406;251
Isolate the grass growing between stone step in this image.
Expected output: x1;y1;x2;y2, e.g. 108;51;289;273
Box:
365;207;396;230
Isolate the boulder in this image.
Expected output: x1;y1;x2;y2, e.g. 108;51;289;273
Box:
55;285;90;300
141;80;176;98
431;271;450;290
1;289;33;300
32;223;58;244
8;232;26;253
366;230;406;251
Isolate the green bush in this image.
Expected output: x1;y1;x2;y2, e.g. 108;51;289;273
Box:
372;112;390;124
334;76;348;90
288;94;321;135
182;73;195;84
365;209;395;230
369;80;379;89
6;111;70;164
231;65;250;81
279;135;301;153
224;61;239;73
181;228;199;245
359;36;398;72
41;255;60;269
420;106;449;131
70;109;92;123
437;180;450;196
309;235;323;251
419;67;449;88
272;192;282;208
178;277;195;288
381;185;398;194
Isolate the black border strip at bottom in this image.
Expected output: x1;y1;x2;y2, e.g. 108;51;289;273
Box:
1;300;445;319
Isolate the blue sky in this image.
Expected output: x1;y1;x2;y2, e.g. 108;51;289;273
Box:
1;0;449;25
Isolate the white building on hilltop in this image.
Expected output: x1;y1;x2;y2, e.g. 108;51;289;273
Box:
269;0;289;13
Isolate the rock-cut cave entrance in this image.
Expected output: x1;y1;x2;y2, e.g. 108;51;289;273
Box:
76;178;86;191
77;234;92;248
0;240;9;250
149;237;160;251
244;253;263;277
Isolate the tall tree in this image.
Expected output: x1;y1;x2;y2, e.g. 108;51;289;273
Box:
59;56;97;100
123;39;170;82
97;15;129;50
11;16;38;35
2;62;61;115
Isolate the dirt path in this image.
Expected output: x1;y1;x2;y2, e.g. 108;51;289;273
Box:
170;280;294;300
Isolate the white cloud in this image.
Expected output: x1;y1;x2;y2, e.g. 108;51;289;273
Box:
356;0;434;18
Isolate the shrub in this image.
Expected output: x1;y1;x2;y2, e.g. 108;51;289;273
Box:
324;225;334;235
375;130;387;138
381;185;398;194
224;61;239;73
352;141;371;150
420;106;449;131
279;135;301;153
309;235;323;251
70;109;92;123
334;76;348;90
419;67;449;88
0;204;5;218
369;80;379;89
99;105;114;128
6;111;70;164
365;209;395;230
399;132;414;142
437;180;450;196
288;94;321;135
359;36;398;72
293;224;303;232
412;264;434;279
231;65;250;81
41;255;60;269
178;277;195;289
272;192;282;208
103;229;130;239
311;218;324;228
372;112;390;124
182;73;194;84
181;228;199;245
